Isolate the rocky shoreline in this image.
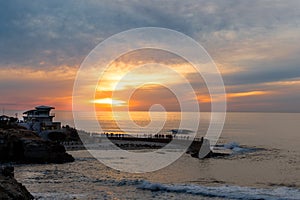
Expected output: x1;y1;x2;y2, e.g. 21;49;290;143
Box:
0;166;33;199
0;128;74;164
0;127;75;199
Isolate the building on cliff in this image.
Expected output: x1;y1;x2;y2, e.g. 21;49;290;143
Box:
0;115;10;126
0;115;10;122
18;106;62;139
0;115;18;127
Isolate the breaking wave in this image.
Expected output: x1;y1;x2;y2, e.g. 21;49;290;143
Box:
214;142;259;154
137;180;300;200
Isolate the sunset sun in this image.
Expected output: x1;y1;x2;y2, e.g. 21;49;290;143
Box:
92;98;126;106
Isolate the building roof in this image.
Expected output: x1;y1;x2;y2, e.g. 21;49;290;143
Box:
23;106;55;114
35;105;55;110
23;109;36;114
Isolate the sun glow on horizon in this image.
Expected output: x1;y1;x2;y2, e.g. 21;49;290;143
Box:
92;98;126;106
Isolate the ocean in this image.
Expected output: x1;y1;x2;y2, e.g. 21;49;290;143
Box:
12;111;300;199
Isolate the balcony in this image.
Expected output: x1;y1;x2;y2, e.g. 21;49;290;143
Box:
23;113;55;118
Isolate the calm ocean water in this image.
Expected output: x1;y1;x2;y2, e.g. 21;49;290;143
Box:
12;112;300;199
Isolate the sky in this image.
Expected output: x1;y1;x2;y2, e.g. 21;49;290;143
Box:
0;0;300;112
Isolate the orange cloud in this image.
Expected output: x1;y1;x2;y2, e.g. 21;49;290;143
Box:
227;91;270;98
0;65;77;111
197;95;211;103
0;65;77;81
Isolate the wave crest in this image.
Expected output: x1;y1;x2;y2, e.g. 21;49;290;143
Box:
137;180;300;200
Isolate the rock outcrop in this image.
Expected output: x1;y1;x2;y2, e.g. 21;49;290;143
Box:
186;138;229;159
0;166;33;200
0;128;74;164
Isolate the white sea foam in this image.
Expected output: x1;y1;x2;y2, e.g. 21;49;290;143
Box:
137;180;300;200
224;142;240;149
221;142;257;154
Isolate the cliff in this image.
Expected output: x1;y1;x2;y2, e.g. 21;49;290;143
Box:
0;128;74;164
0;166;33;200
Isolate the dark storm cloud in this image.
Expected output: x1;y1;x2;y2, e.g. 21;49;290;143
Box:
0;0;194;68
223;58;300;86
1;0;299;68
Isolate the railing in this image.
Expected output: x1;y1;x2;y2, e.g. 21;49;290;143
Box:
94;133;203;142
23;113;55;117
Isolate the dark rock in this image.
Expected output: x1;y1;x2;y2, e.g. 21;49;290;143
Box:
187;137;229;159
0;166;14;178
186;138;210;158
0;166;34;200
0;128;74;164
